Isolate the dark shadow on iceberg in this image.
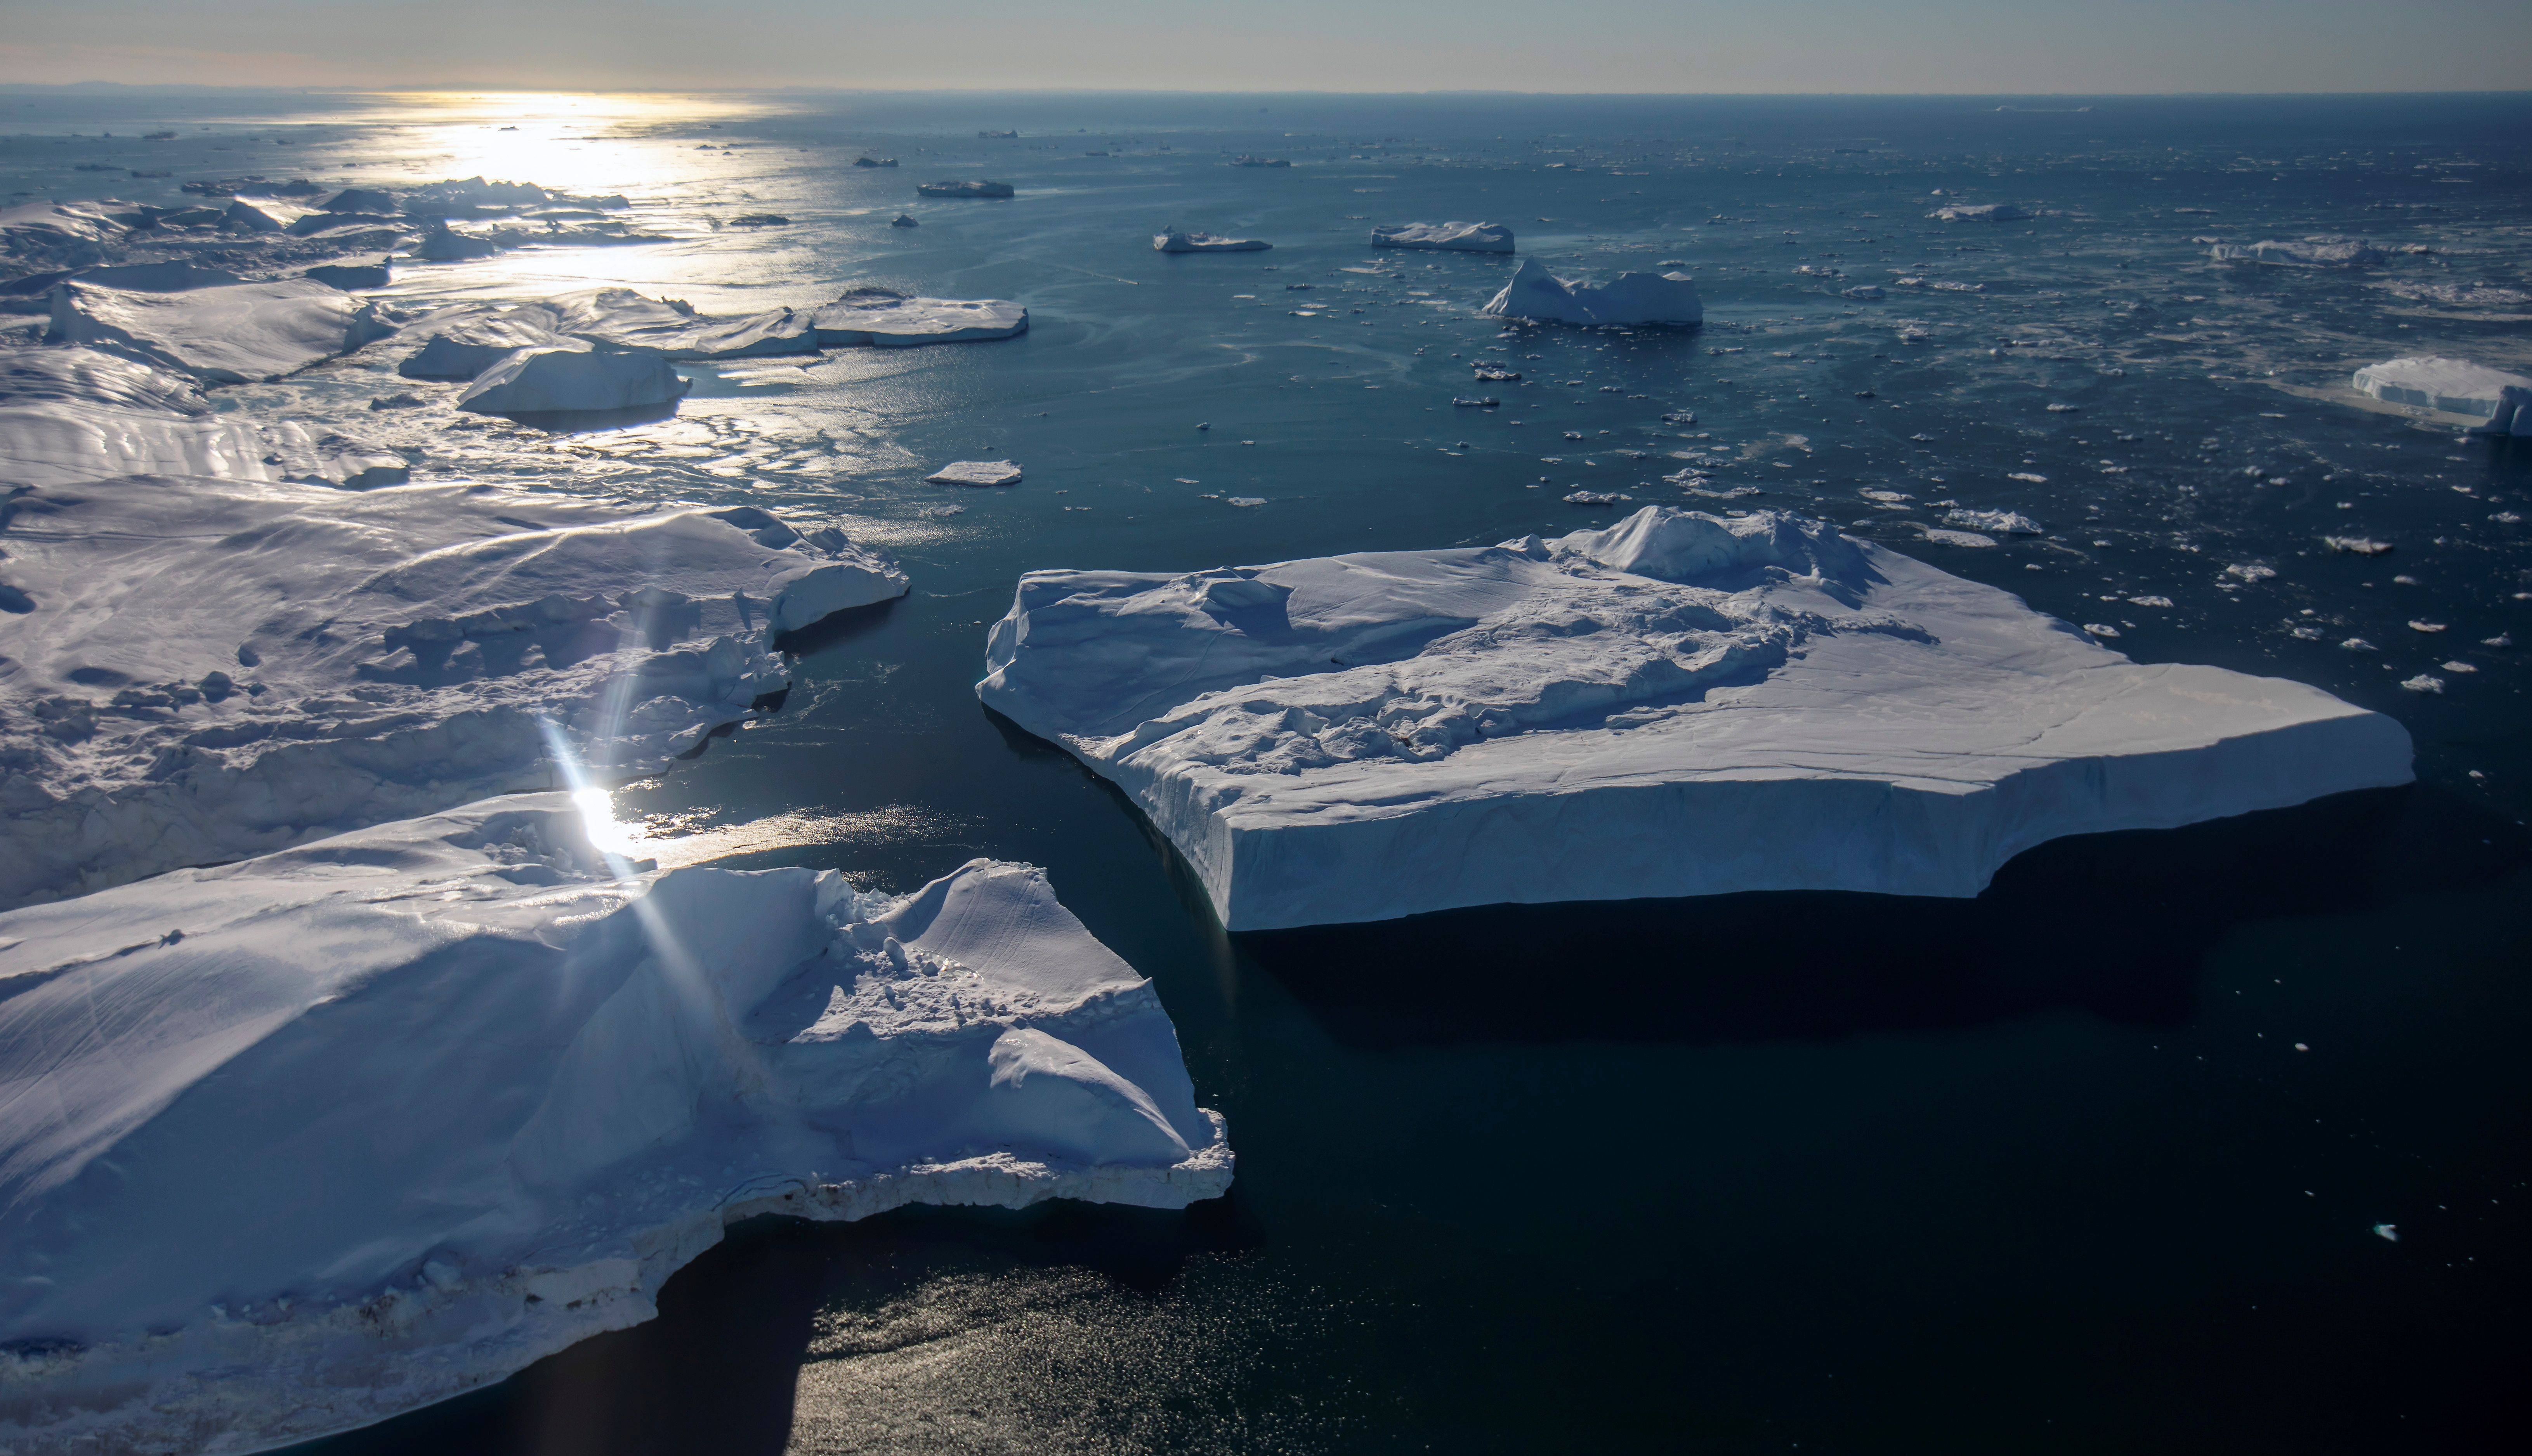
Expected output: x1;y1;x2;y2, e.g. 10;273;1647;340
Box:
771;594;901;658
1222;784;2525;1051
274;1197;1250;1456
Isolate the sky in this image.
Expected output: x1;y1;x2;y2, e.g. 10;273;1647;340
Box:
2;0;2527;94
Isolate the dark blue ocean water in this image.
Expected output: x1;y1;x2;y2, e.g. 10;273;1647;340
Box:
7;89;2529;1453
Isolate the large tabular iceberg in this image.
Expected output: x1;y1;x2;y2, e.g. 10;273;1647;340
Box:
1371;221;1514;254
809;285;1029;347
1154;228;1271;254
46;274;394;384
0;798;1230;1454
2352;356;2532;432
977;507;2413;931
1482;258;1703;326
0;477;908;907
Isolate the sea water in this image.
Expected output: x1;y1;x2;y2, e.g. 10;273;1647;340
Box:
5;89;2527;1453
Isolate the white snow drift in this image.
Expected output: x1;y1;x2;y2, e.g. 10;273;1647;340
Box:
0;477;908;907
977;507;2412;930
1371;221;1515;254
2352;356;2532;432
1154;228;1271;254
47;275;394;384
1482;258;1703;326
0;800;1230;1454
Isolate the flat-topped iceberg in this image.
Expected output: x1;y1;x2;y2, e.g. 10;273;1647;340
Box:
542;287;817;361
0;800;1229;1454
1482;258;1703;326
46;275;394;384
0;477;907;907
2211;238;2384;267
810;285;1029;346
1371;220;1514;253
2352;356;2532;432
928;458;1023;487
917;180;1015;199
457;343;691;415
1155;227;1272;253
977;507;2412;930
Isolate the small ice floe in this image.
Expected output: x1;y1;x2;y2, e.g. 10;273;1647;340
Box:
2225;564;2279;584
1564;489;1624;505
1860;489;1912;503
2342;638;2378;651
927;460;1023;487
854;155;899;168
2408;620;2446;633
1369;220;1514;253
2374;1224;2400;1242
2084;623;2121;638
1947;508;2042;535
2129;596;2174;608
1227;496;1266;507
2212;238;2384;267
915;179;1015;198
2045;403;2080;413
2008;471;2048;483
1841;285;1885;300
1921;528;1997;548
2442;661;2477;673
2324;536;2393;555
2401;675;2444;694
2485;634;2514;647
1928;203;2030;222
1453;396;1499;408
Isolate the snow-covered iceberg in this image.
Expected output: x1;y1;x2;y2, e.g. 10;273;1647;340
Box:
45;275;394;384
1482;258;1703;326
810;286;1028;347
0;801;1229;1454
0;477;908;907
1370;221;1514;254
928;459;1022;487
2352;356;2532;431
976;507;2412;930
397;305;570;378
0;344;271;485
1154;228;1271;253
2211;238;2384;267
456;344;691;415
541;288;817;361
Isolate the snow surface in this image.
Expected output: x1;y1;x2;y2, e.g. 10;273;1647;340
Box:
928;459;1024;487
810;286;1028;346
1154;228;1272;254
46;276;394;385
0;344;404;489
976;507;2413;930
457;344;691;415
0;800;1229;1454
0;477;908;907
2352;356;2532;429
1482;258;1703;326
1370;221;1515;254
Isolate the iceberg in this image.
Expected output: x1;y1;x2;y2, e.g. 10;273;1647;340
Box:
810;285;1028;346
1371;221;1515;254
976;507;2413;930
890;213;920;227
1482;258;1702;326
2210;238;2384;267
1928;203;2029;222
542;287;818;361
916;180;1016;199
1155;227;1272;253
45;276;394;385
456;344;691;415
854;155;899;168
0;475;908;907
0;800;1229;1454
928;459;1023;487
397;305;569;378
2352;356;2532;432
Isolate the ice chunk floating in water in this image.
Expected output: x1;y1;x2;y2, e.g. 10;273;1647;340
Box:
1482;258;1702;326
2352;356;2532;431
0;477;908;907
977;507;2413;930
928;458;1024;486
0;799;1229;1454
1154;227;1272;253
810;285;1027;347
456;344;690;415
1370;220;1515;253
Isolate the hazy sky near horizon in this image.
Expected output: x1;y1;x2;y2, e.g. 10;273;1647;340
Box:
3;0;2526;94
